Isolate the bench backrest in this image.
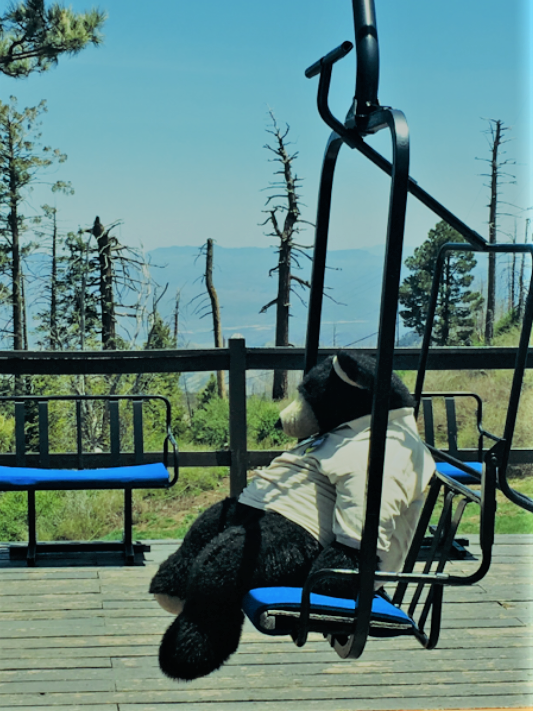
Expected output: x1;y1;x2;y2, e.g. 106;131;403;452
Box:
0;394;177;475
419;392;484;462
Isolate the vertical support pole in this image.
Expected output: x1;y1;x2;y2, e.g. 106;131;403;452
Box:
125;399;144;564
27;489;37;566
124;488;134;564
76;400;84;470
304;133;343;374
228;338;248;497
38;402;50;468
109;400;120;467
15;401;25;467
133;400;144;465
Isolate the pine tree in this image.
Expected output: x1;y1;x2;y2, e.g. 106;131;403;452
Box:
399;221;483;346
0;97;72;354
0;0;105;78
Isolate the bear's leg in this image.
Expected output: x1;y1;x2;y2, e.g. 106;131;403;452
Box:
149;497;240;612
157;524;254;681
158;510;321;680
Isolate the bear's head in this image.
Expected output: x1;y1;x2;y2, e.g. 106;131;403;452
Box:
279;350;414;439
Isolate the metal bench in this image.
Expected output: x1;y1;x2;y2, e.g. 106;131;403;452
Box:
0;394;179;565
420;392;487;485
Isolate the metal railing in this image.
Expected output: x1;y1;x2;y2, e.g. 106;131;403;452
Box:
1;340;532;496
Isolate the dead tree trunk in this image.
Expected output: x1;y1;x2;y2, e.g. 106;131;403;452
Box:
484;120;501;344
518;218;530;319
50;207;59;349
92;216;117;350
260;112;311;401
173;289;181;346
205;239;226;398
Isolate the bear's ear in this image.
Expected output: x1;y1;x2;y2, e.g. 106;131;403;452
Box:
336;350;375;391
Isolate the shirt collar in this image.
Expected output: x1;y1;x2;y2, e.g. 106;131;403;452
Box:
343;407;416;436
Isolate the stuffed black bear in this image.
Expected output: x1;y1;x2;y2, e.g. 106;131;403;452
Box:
149;351;434;681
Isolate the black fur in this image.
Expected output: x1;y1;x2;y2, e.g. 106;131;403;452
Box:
150;502;322;680
299;351;413;433
150;351;412;680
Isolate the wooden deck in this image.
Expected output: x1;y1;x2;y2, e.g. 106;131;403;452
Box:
0;535;531;711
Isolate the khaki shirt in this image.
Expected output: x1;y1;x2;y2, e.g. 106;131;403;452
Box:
239;407;435;573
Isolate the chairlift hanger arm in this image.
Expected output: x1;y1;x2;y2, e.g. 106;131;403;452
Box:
304;29;487;251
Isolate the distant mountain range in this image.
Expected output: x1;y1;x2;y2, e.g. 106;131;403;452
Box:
21;242;502;351
146;244;391;349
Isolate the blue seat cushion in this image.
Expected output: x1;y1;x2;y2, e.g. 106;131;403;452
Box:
0;462;170;490
436;461;482;485
242;586;415;638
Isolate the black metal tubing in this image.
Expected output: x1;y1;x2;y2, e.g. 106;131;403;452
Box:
1;394;179;487
306;106;412;658
343;107;409;660
304;132;344;374
414;242;533;513
306;36;487;249
349;0;380;120
305;41;353;79
421;392;485;464
295;433;499;654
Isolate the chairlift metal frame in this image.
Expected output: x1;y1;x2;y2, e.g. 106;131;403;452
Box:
292;0;533;659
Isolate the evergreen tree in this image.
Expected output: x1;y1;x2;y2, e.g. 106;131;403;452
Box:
0;0;105;78
399;221;483;346
0;97;72;354
54;229;101;350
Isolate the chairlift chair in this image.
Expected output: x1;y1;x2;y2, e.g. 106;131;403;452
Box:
242;0;533;660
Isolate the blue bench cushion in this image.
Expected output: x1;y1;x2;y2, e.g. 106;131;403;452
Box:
0;462;170;490
436;461;482;485
242;586;415;638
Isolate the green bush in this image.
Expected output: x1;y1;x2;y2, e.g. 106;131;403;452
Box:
247;395;291;448
190;396;229;448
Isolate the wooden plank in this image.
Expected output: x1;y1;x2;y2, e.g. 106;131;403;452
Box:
0;634;161;650
117;702;533;711
0;680;528;705
0;645;155;660
0;657;112;671
0;594;102;613
112;654;533;673
0;579;101;595
0;706;116;711
0;570;98;580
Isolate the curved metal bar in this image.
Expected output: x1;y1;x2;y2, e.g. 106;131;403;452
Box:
304;133;344;374
340;107;410;660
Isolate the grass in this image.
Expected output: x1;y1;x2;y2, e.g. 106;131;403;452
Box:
0;468;530;544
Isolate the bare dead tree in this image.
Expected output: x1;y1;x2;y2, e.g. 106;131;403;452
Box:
173;288;181;346
518;218;531;319
476;120;515;343
86;216;152;351
259;111;313;400
190;239;226;398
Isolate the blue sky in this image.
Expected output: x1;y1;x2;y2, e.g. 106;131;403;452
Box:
6;0;532;254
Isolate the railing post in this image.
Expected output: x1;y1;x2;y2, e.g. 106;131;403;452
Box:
229;337;248;497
